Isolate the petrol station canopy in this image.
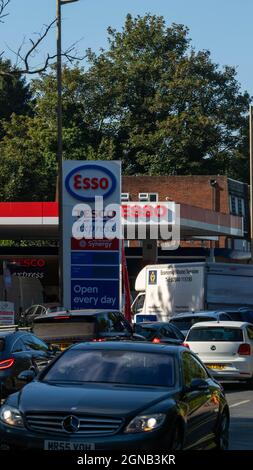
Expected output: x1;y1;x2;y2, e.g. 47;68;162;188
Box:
0;202;243;240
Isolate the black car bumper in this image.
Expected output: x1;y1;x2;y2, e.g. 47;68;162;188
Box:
0;422;173;450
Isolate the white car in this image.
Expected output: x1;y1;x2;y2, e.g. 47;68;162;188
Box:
185;321;253;386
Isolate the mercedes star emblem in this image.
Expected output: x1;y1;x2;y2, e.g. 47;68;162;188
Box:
62;415;80;433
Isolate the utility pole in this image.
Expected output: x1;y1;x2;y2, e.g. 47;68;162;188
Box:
250;105;253;262
56;0;63;306
56;0;79;306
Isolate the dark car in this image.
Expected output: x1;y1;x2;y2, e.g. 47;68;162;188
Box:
134;322;185;345
222;308;253;325
0;326;57;400
0;342;229;450
33;310;143;350
169;311;233;336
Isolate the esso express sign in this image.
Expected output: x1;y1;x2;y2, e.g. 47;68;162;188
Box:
65;164;117;202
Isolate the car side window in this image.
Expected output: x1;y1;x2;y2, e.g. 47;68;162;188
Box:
220;314;231;321
22;334;49;352
246;326;253;340
182;352;209;387
11;338;25;353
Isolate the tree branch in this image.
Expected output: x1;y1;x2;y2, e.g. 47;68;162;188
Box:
0;0;10;23
0;1;85;76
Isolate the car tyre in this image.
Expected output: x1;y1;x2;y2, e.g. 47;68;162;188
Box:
215;411;229;450
246;376;253;390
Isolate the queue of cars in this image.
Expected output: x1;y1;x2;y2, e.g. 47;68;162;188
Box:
2;304;253;450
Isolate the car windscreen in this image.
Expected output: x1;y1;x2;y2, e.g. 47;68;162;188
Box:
33;318;95;341
0;339;5;352
187;327;243;342
170;316;216;331
42;350;175;387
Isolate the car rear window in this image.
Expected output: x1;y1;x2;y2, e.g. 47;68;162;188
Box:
187;327;243;342
135;325;158;340
42;350;175;387
171;316;216;331
33;319;95;342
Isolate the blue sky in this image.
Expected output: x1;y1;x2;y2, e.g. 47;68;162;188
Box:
2;0;253;96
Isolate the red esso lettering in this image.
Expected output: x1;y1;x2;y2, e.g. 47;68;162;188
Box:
155;205;167;219
74;174;82;189
73;175;109;191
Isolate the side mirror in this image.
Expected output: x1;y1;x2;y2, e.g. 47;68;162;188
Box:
189;378;209;391
18;369;36;383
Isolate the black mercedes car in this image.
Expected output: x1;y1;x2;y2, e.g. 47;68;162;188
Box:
0;342;229;450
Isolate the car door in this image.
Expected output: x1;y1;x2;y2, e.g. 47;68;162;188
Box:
8;336;34;392
181;351;218;449
22;334;54;372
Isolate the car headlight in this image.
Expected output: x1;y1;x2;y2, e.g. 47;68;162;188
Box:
0;405;24;427
124;413;166;434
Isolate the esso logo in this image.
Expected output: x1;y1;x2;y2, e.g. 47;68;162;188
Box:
65;164;116;202
122;204;167;220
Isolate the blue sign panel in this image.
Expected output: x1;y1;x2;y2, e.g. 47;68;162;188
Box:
71;280;120;310
71;265;119;279
71;252;120;265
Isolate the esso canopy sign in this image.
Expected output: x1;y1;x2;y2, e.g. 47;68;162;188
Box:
65;164;117;202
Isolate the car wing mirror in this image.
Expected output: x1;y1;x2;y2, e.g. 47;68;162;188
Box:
189;378;209;391
18;369;36;383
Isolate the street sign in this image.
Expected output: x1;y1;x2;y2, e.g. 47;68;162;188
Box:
63;161;121;310
0;301;15;325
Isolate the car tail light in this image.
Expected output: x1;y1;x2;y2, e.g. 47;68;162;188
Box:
152;337;161;343
92;338;106;342
182;342;190;349
0;358;15;370
53;316;70;320
238;343;251;356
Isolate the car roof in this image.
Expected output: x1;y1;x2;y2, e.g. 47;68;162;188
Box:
136;322;171;327
70;341;184;354
171;311;225;319
0;330;27;339
188;321;250;329
34;309;123;321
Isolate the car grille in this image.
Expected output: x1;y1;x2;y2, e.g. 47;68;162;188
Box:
25;413;123;436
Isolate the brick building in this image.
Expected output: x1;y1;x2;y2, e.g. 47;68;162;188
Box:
122;175;249;252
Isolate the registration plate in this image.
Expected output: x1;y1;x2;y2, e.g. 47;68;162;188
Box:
44;440;95;450
206;364;226;370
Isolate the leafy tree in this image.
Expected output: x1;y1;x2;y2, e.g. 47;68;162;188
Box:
0;59;32;138
79;14;250;176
